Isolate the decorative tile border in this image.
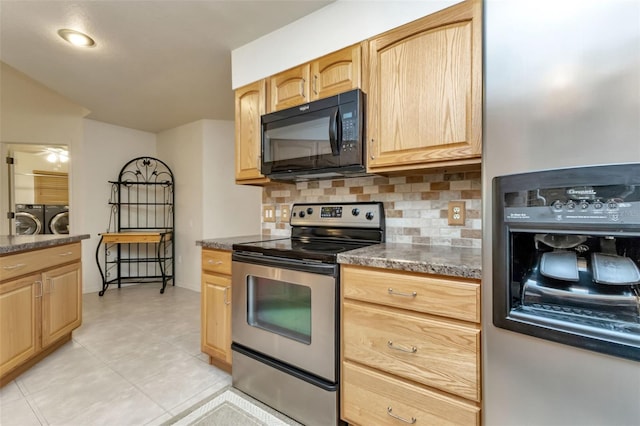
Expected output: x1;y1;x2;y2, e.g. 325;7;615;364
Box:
261;169;482;248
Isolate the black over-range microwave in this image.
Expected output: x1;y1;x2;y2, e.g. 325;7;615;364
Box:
261;89;366;181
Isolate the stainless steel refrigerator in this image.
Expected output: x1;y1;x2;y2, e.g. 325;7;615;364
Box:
482;1;640;425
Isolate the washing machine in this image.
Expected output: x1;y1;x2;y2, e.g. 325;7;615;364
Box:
44;205;69;235
15;204;45;235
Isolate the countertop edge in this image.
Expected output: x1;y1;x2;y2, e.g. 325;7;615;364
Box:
197;234;279;251
0;234;91;255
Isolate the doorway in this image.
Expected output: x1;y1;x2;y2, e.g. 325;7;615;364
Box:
2;143;70;235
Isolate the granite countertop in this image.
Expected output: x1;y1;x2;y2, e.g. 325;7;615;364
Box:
197;235;481;279
337;243;482;280
0;234;91;255
197;234;282;251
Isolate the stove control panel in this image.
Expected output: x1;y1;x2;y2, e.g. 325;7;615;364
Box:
290;202;384;228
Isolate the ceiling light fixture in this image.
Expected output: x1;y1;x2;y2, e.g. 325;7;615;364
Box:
46;149;70;163
57;29;96;47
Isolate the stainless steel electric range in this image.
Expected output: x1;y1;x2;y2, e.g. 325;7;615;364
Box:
231;202;385;426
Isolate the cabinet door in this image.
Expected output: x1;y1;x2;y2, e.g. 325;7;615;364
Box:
342;266;480;323
0;274;41;376
269;64;310;112
342;361;480;426
235;80;269;183
201;272;232;365
42;263;82;347
310;43;363;100
202;249;232;275
367;0;482;172
343;300;481;402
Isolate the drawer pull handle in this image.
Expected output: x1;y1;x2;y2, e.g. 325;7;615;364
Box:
388;288;417;298
58;251;74;257
387;340;417;353
387;407;416;424
207;260;223;265
3;263;26;270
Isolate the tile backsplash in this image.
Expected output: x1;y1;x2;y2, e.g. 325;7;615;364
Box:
262;168;481;248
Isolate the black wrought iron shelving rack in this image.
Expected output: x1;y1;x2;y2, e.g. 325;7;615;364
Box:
95;157;175;295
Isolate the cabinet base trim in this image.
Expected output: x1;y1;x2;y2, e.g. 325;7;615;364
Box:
0;333;71;387
208;355;232;374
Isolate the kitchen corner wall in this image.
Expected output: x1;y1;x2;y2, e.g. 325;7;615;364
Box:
158;119;261;292
262;168;482;248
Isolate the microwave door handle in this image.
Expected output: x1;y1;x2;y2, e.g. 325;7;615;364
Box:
329;108;340;155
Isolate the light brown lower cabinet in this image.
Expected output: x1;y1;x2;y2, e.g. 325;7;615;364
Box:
341;264;481;426
0;243;82;385
201;248;232;372
342;362;480;426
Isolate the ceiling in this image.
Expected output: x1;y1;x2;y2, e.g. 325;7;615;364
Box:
0;0;334;133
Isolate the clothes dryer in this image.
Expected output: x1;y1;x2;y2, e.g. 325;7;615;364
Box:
44;205;69;234
15;204;45;235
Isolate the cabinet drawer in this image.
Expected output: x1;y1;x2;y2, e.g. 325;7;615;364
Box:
343;301;480;401
0;243;81;282
201;249;232;275
342;265;480;323
342;361;479;426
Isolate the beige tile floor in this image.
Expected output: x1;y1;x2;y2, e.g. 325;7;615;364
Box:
0;283;231;426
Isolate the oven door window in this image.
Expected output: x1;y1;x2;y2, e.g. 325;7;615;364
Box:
247;276;311;344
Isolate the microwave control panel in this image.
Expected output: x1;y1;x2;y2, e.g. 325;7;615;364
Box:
341;112;357;141
341;112;359;153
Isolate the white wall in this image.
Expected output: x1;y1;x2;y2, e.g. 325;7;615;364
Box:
0;62;88;234
80;119;156;293
202;120;261;238
232;0;460;88
157;119;261;292
157;121;204;292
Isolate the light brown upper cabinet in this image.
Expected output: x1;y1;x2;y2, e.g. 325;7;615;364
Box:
235;80;269;184
367;0;482;173
269;43;365;112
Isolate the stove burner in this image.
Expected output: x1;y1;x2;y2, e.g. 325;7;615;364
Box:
233;238;376;263
233;202;385;263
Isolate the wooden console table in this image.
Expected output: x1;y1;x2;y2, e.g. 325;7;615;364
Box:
95;231;173;295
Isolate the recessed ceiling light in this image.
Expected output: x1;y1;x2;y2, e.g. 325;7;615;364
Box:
57;29;96;47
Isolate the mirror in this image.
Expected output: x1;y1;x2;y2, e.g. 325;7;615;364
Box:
1;143;70;235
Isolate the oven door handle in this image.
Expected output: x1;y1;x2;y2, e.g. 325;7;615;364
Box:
232;251;338;276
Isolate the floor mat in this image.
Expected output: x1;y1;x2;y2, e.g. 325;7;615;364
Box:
164;386;301;426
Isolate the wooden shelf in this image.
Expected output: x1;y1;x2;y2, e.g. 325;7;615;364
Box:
99;232;171;244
